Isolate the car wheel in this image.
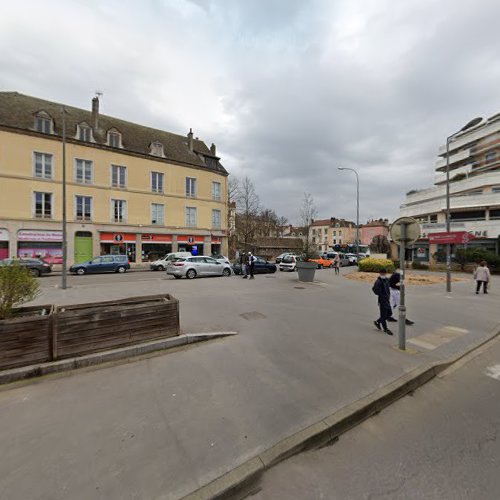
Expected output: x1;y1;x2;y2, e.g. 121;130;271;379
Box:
222;268;231;277
31;268;41;277
157;265;164;271
186;269;197;279
117;266;126;273
76;268;86;275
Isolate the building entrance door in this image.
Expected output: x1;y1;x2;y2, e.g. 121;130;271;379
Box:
74;232;93;263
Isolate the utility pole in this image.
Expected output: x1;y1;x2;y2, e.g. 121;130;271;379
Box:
61;106;68;290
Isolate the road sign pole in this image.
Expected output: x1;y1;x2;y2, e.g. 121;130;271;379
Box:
398;223;407;351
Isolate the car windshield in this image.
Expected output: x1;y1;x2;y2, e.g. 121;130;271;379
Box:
282;256;294;263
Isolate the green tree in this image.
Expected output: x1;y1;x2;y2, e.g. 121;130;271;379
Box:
0;262;40;319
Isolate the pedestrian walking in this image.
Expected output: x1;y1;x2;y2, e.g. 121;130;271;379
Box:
333;253;340;275
240;251;248;278
387;269;414;325
372;269;394;335
248;252;255;279
474;261;490;294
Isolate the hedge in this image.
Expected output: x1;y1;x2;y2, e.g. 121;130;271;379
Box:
358;258;395;273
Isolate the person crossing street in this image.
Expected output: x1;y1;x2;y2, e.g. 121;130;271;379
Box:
372;269;394;335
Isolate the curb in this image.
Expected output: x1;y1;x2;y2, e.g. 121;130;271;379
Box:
0;332;237;386
182;326;500;500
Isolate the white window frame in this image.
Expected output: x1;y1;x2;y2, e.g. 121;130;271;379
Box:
34;114;53;134
74;159;93;184
77;124;93;142
212;181;221;201
74;195;93;221
185;207;197;227
186;177;197;198
111;165;127;188
33;191;53;219
111;199;127;223
151;203;165;225
33;152;54;179
151;171;164;193
212;209;221;229
150;142;164;157
107;131;122;148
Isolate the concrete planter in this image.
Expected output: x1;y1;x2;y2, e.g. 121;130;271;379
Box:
296;261;317;282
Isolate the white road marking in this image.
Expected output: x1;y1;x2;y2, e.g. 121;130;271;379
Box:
485;364;500;381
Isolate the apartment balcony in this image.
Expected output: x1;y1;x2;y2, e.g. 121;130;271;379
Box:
434;164;473;184
434;149;471;171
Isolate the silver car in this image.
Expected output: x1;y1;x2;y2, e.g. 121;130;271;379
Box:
166;256;232;279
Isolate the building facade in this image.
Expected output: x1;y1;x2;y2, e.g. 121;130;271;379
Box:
310;218;357;253
360;219;389;246
0;92;228;266
400;112;500;262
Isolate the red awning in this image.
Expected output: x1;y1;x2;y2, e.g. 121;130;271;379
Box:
428;231;475;244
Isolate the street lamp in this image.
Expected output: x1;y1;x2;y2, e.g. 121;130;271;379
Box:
445;116;482;293
338;167;360;261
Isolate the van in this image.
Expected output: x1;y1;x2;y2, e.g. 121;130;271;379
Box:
150;252;192;271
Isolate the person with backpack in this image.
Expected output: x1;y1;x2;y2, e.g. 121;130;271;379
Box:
372;269;394;335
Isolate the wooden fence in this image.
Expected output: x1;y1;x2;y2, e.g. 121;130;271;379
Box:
0;295;179;370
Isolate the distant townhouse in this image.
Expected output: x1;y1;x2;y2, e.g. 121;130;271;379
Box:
0;92;228;265
360;219;389;246
309;218;357;253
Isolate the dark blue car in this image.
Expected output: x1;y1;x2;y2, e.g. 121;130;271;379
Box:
69;255;130;275
232;256;277;275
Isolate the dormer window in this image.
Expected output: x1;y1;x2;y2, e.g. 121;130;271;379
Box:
150;141;164;157
107;130;122;148
34;112;53;134
77;123;93;142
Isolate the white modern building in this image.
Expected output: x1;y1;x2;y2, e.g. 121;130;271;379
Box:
400;112;500;262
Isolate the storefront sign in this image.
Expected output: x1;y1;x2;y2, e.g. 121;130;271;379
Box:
0;229;9;241
428;231;475;244
177;235;205;244
100;232;136;243
18;230;62;242
211;236;222;244
141;234;173;242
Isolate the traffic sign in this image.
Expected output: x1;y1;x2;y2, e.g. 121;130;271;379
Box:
390;217;420;245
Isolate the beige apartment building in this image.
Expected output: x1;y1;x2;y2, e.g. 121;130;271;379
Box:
0;92;228;266
310;218;357;253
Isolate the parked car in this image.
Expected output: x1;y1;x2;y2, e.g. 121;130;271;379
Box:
166;256;232;279
232;256;277;275
345;253;359;265
150;252;192;271
279;254;304;272
275;252;296;264
322;252;350;267
211;255;231;264
308;256;334;269
0;258;52;277
70;255;130;275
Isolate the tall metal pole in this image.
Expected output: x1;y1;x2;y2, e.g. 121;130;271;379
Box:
61;107;68;290
445;136;451;293
338;167;360;260
398;223;407;350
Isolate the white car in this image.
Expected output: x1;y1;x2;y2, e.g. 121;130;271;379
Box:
150;252;192;271
345;253;358;265
166;256;232;279
279;254;300;271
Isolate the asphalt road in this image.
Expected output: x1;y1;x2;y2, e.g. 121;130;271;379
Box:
252;336;500;500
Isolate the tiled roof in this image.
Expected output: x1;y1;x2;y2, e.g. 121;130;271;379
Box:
311;218;356;227
0;91;227;175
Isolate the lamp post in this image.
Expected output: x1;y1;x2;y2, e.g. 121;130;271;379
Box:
444;117;482;293
338;167;360;261
61;106;68;290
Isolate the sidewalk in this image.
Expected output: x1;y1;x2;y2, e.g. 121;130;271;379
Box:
0;270;498;499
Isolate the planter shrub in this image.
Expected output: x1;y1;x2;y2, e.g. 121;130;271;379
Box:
0;263;40;319
358;257;395;273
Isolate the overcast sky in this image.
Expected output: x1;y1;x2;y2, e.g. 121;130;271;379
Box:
1;0;499;224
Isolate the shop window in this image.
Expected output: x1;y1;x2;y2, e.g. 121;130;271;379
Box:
33;192;53;219
34;152;53;179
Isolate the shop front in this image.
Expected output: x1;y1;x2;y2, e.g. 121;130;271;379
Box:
141;234;173;262
100;232;137;262
0;229;9;260
17;229;63;264
177;235;205;256
211;236;222;256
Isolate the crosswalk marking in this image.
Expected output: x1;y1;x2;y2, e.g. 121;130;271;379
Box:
485;364;500;381
407;325;469;350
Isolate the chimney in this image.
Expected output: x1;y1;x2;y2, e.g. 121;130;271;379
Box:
210;143;216;156
187;128;193;152
91;96;99;130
